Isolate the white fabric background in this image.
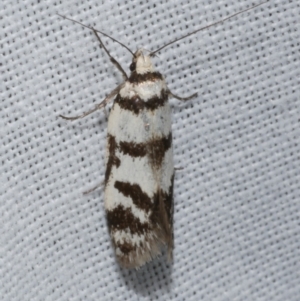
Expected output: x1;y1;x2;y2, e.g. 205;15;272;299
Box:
1;0;299;300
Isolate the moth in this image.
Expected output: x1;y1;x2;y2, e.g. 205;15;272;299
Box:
59;1;267;269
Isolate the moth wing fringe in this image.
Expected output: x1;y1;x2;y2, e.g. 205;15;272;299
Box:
116;229;170;269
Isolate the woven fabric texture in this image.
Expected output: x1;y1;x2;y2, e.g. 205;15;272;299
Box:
1;0;299;300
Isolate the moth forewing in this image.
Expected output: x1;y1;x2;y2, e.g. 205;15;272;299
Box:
104;50;178;268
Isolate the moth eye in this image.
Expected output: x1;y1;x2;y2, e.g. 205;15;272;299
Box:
129;62;136;72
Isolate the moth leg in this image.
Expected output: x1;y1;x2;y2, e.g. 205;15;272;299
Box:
91;28;128;80
174;166;184;171
83;181;104;195
59;83;123;121
168;90;197;101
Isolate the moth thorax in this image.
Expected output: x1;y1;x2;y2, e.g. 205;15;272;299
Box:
133;49;154;74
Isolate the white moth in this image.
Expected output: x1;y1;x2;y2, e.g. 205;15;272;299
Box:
59;1;268;269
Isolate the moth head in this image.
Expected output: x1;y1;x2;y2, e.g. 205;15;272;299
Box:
130;49;154;74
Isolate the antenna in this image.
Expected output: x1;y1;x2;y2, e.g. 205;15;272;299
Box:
57;14;134;56
150;1;269;56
